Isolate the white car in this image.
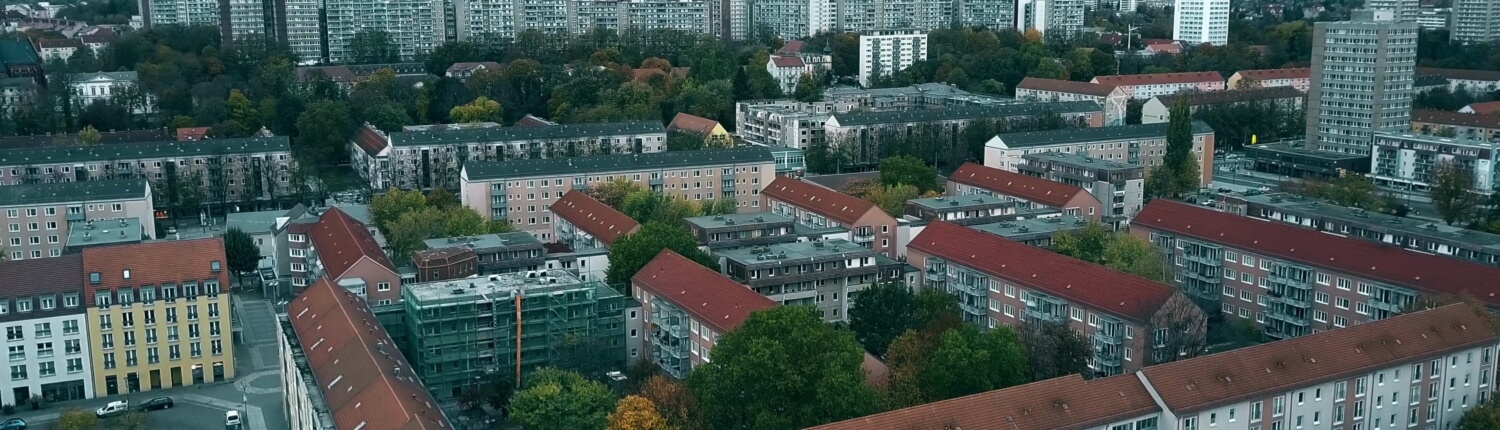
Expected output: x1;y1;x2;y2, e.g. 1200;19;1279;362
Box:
225;410;242;428
96;400;129;417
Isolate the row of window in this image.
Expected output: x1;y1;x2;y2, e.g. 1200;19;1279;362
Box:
7;359;84;380
4;321;81;341
100;341;222;369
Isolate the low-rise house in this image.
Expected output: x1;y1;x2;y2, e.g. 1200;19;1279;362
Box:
667;113;732;148
1017;152;1146;225
947;162;1104;222
444;61;501;80
299;207;401;305
716;239;900;322
34;38;80;61
766;55;817;94
0;77;36;110
410;247;477;283
1226;67;1312;91
761;177;899;258
1460;101;1500;115
69;71;149;113
0;40;42;79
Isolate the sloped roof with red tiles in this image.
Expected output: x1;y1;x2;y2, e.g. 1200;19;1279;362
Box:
633;249;776;333
1134;200;1500;307
176;127;210;141
667;112;721;137
1146;42;1181;54
1093;71;1225;87
1417;67;1500;83
948;162;1093;209
36;38;81;49
550;190;639;247
809;373;1159;430
910;221;1178;322
1143;303;1497;414
1463;101;1500;115
288;278;451;430
352;123;390;156
81;239;227;303
514;114;557;127
1236;67;1311;82
771;55;806;68
629;67;690;82
778;40;806;53
310;207;395;280
1016;77;1116;97
1413;109;1500;129
761;177;879;226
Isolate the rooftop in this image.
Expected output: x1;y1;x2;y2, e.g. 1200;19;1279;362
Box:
80;238;226;302
1240;193;1500;251
309;207;394;279
829;101;1102;127
1234;67;1311;81
463;146;773;181
551;190;639;247
717;238;876;267
391;120;661;148
667;113;722;137
1243;142;1371;161
632;250;777;333
0;178;149;207
0;129;170;150
948;163;1093;209
683;212;795;230
1416;67;1500;83
1155;86;1304;107
807;373;1160;430
404;269;619;306
906;194;1010;211
66;217;143;248
423;231;542;252
0;136;289;166
0;254;82;302
913;221;1178;322
761;177;880;226
967;214;1090;239
1134;200;1500;307
989;121;1215;149
226;209;292;236
1015;77;1115;97
1092;71;1225;87
1412;109;1500;129
1022;151;1144;172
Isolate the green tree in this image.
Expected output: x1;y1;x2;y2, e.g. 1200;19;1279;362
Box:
621;190;699;225
605;222;715;293
1146;98;1201;200
849;282;918;356
878;155;939;193
586;178;647;209
349;29;399;64
1431;160;1478;225
509;367;615;430
1018;320;1093;381
56;407;97;430
444;207;491;237
922;325;1029;400
1053;222;1166;281
793;73;821;102
479;371;515;411
688;306;880;429
294;100;355;167
666;132;705;151
386;208;448;258
369;188;429;235
227;89;258;129
223;227;262;287
1458;396;1500;430
449;96;504;123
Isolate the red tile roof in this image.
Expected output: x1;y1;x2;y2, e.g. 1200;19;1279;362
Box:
81;239;227;303
809;373;1160;430
288;278;451;430
0;254;82;299
948;162;1092;209
176;127;210;141
632;249;776;333
1464;101;1500;115
911;221;1179;322
1016;77;1116;97
1144;304;1498;414
514;114;556;127
771;55;806;68
667;112;721;137
762;177;879;226
1417;67;1500;83
1146;43;1181;54
550;190;639;247
310;207;395;280
1412;109;1500;129
778;40;806;54
1093;71;1225;87
352;123;389;156
1134;200;1500;307
35;38;81;49
1235;67;1311;82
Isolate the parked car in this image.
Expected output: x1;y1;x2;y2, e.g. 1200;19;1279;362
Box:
138;397;174;411
96;400;129;417
0;418;25;430
225;410;242;429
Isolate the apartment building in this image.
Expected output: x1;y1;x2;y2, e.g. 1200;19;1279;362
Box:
947;162;1104;222
1306;10;1419;156
909;221;1206;376
1173;0;1230;46
1226;67;1312;92
301;207;401;304
352;121;666;191
984;121;1216;184
400;270;629;400
1370;132;1499;193
904;194;1024;226
1017;151;1145;225
1141;86;1304;124
1411;109;1500;141
836;0;947;33
0;136;293;207
966;214;1090;248
621;0;709;33
0;179;155;261
682;212;798;251
1132;200;1500;340
631;249;777;378
761;177;898;258
1235;192;1500;267
422;231;547;276
1451;0;1500;43
1092;72;1227;100
459;147;776;241
270;204;381;288
736;83;1010;149
858;29;928;87
716;239;900;322
318;0;442;63
551;190;638;283
1016;0;1087;38
0;256;93;405
1417;67;1500;93
281;278;451;430
410;247;477;283
140;0;220;27
822;102;1106;151
811;303;1497;430
82;239;235;396
1014;77;1117;105
751;0;835;39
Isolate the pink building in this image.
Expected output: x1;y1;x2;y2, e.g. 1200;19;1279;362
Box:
760;177;899;258
0;137;293;206
0;179;155;260
946;162;1104;222
1227;67;1312;92
1091;72;1227;100
303;208;402;305
631;249;776;379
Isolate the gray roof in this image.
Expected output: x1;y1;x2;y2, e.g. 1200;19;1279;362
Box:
423;231;542;251
1242;193;1500;250
0;179;149;206
907;194;1010;211
1243;143;1368;161
69;71;138;82
1022;151;1144;172
464;147;774;181
995;121;1215;149
390;121;664;147
66;217;143;248
0;136;289;166
830;101;1102;127
684;212;795;229
968;215;1091;239
717;238;875;267
226;209;291;236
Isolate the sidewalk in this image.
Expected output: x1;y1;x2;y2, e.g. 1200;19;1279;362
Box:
0;379;242;423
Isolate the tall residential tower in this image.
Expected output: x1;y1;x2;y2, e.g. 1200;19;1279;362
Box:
1305;9;1418;155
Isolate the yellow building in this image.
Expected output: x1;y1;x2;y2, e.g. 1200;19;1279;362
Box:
82;239;236;395
668;112;733;148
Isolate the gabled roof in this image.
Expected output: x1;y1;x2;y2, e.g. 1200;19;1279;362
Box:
35;38;81;49
1155;86;1303;107
513;114;556;127
444;61;501;74
0;136;289;166
1144;304;1498;414
1093;71;1225;87
1463;101;1500;115
288;278;451;430
947;163;1093;209
0;254;83;302
0;178;149;206
778;40;806;54
667;113;721;138
352;123;390;156
176;127;210;141
309;207;394;280
1412;109;1500;129
464;146;772;181
1016;77;1116;97
1145;42;1181;54
910;221;1178;322
1133;200;1500;307
761;177;879;226
990;121;1215;149
1234;67;1311;81
550;190;639;247
69;71;136;82
1417;67;1500;82
81;238;227;303
770;55;805;68
629;67;690;82
632;250;776;333
808;374;1159;430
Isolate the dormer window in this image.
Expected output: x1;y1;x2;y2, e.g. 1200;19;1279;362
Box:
89;272;100;284
211;261;221;272
122;269;131;280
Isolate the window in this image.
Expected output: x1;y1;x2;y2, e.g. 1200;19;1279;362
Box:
9;365;24;380
1335;297;1350;309
1182;417;1198;430
169;345;179;360
36;342;51;358
1251;401;1263;422
34;323;49;338
7;345;22;361
1274;396;1285;416
1315;292;1330;304
5;327;21;341
1243;255;1255;266
66;358;81;373
1070;308;1084;321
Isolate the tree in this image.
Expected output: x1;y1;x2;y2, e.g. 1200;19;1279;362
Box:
79;125;102;146
850;282;917;356
1431;160;1478;225
665;132;705;151
621;190;700;224
637;375;702;430
295;101;355;167
479;371;515;411
1458;397;1500;430
223;227;262;287
688;306;880;429
608;396;672;430
444;207;491;237
386;208;447;258
793;73;821;102
227;89;258;129
349;29;399;64
450;96;504;123
1018;320;1093;381
922;325;1029;400
56;408;97;430
509;367;615;430
605;222;715;293
587;178;646;209
878;155;939;193
1146;297;1209;365
1146;98;1202;200
369;188;428;235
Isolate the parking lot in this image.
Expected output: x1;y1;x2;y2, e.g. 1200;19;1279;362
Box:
19;393;243;430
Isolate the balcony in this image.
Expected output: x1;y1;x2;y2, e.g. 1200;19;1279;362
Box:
852;232;874;243
1024;308;1064;323
958;302;986;317
924;268;946;282
1183;253;1221;266
1266;309;1310;327
1368;299;1404;314
1270;293;1311;309
1094;351;1122;368
1092;329;1123;344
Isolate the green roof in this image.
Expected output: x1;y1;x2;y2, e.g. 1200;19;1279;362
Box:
0;136;289;166
464;147;774;181
830;101;1102;126
993;121;1215;148
391;121;664;147
0;41;40;67
0;179;149;206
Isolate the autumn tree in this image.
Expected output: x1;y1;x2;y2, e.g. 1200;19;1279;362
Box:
608;396;672;430
1431;160;1478;225
637;375;702;430
56;408;97;430
450;96;504;123
586;178;646;209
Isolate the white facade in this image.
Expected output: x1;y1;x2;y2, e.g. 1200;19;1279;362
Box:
283;0;322;63
0;311;95;406
1172;0;1229;46
1367;0;1421;21
140;0;220;27
226;0;269;41
858;30;928;87
1451;0;1500;43
69;72;144;113
322;0;443;64
277;315;334;430
752;0;834;39
622;0;708;33
1018;0;1085;38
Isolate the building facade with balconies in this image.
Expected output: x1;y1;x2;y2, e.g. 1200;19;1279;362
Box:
1233;192;1500;267
1017;152;1146;226
715;239;902;322
550;190;639;283
631;250;776;378
984;121;1216;185
761;177;899;258
1370;132;1500;194
947;163;1105;223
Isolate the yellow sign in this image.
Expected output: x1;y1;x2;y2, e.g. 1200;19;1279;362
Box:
1251;134;1258;145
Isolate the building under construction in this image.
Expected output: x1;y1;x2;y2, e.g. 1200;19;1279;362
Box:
401;269;635;400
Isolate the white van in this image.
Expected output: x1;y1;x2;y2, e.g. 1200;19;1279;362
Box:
225;410;242;428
